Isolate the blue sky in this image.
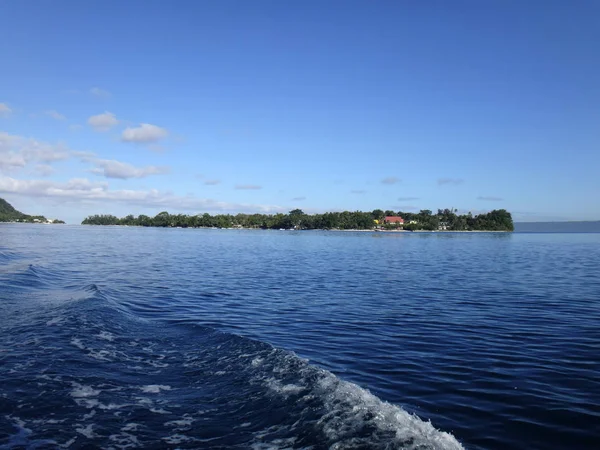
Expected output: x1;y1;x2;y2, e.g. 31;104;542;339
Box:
1;0;599;223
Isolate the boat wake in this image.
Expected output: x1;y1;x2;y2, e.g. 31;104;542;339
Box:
0;267;463;449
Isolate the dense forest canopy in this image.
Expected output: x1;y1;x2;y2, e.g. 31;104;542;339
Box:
82;208;514;231
0;197;64;223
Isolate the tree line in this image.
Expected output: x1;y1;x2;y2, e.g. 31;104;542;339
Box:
81;208;514;231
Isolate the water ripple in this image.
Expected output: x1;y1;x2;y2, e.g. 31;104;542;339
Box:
1;225;599;449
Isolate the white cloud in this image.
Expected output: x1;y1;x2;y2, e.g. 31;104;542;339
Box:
235;184;262;190
34;164;55;177
45;110;66;121
0;175;285;213
381;176;401;185
69;124;82;131
91;159;169;179
0;177;107;198
90;87;111;98
204;179;220;185
0;131;70;173
0;154;26;171
0;103;12;118
72;150;96;162
121;124;168;143
88;112;118;132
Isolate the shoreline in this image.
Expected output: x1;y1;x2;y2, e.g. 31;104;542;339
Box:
2;222;511;232
331;229;510;233
66;224;512;233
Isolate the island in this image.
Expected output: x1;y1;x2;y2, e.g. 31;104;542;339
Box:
82;208;514;232
0;198;65;224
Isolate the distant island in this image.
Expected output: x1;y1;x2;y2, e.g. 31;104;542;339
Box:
0;198;65;224
82;208;514;231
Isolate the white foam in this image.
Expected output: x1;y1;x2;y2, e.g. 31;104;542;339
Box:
121;423;141;432
75;398;100;409
135;397;153;407
251;357;264;367
96;331;115;342
162;434;194;444
71;383;100;398
140;384;172;393
109;431;141;448
147;360;169;368
75;423;98;439
266;379;304;396
82;410;96;420
31;418;64;425
316;375;464;449
164;415;194;429
73;394;130;411
46;317;64;326
256;350;464;450
250;425;297;450
70;338;86;350
87;349;115;361
99;402;130;411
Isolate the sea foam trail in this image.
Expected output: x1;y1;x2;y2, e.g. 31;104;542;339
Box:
0;279;463;449
246;349;464;450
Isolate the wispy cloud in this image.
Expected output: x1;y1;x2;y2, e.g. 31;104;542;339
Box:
397;196;419;201
121;123;168;143
0;175;284;213
350;190;366;194
69;124;82;132
88;112;118;132
0;103;12;118
45;110;66;121
291;196;306;201
195;174;220;185
437;178;464;186
0;131;70;172
477;196;503;201
235;184;262;190
90;87;112;98
90;159;169;180
72;151;96;162
34;164;55;177
381;176;401;185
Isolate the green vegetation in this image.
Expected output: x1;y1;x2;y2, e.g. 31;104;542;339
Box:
82;208;513;231
0;197;64;224
402;209;514;231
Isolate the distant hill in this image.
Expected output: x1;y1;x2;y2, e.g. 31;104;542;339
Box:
0;197;64;223
514;221;600;233
0;198;21;217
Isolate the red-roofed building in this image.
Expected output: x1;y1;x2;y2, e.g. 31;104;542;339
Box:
384;216;404;225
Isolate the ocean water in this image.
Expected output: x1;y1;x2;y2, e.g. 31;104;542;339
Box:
1;225;599;450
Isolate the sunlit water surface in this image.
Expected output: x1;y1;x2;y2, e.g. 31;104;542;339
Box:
1;225;599;449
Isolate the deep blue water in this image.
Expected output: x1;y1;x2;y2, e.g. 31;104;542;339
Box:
1;225;599;449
